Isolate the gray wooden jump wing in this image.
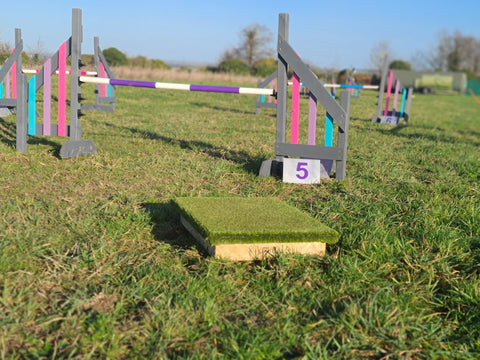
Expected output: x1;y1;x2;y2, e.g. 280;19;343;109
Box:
260;13;351;180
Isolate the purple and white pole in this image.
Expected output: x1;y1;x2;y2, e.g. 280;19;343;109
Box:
79;76;276;96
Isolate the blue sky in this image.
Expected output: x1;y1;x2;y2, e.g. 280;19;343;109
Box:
1;0;478;70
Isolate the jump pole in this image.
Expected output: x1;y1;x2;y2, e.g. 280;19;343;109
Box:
323;84;379;90
23;69;98;75
79;76;276;96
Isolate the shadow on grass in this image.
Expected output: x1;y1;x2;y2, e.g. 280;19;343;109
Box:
352;121;480;147
0;116;16;147
190;101;258;116
0;117;63;157
374;123;480;147
141;201;206;254
104;122;265;174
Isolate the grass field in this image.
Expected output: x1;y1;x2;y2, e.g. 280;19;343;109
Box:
0;77;479;359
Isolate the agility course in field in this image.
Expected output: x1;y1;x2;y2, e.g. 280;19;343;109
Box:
0;9;353;260
1;9;351;183
1;7;479;358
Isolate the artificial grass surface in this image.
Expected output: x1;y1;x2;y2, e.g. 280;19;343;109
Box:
174;197;339;245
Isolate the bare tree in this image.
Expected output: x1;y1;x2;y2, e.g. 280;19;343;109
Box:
220;23;273;71
0;32;11;54
453;32;480;73
369;41;394;74
28;38;49;66
420;30;480;74
238;23;273;69
0;34;11;64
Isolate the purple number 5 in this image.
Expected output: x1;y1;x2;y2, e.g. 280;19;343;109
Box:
296;162;309;179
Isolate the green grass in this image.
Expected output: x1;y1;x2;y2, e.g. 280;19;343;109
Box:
0;82;479;358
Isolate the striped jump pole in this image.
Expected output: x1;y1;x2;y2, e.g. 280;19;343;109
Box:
23;69;98;75
323;84;379;90
79;76;276;96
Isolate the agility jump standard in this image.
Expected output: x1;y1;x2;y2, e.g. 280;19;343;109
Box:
0;10;115;158
371;57;413;125
257;14;350;180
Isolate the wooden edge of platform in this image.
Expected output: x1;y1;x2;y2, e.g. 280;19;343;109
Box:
180;216;326;261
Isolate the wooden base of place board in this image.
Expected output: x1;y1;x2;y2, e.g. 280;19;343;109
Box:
180;216;326;261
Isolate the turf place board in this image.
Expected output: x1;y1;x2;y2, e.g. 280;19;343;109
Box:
174;197;339;261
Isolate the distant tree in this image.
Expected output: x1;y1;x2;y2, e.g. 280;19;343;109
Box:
0;34;11;63
103;47;128;66
129;55;148;68
220;23;273;73
219;48;241;62
370;40;394;74
421;30;480;75
389;59;411;70
21;52;29;65
150;59;169;70
27;38;48;66
218;58;250;75
252;57;277;77
81;54;95;67
238;23;273;70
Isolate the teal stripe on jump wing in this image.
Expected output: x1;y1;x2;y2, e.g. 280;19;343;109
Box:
399;88;407;117
28;75;36;135
325;112;333;147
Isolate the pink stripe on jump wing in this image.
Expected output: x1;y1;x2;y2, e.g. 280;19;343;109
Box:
384;71;393;116
100;62;105;97
12;59;17;99
290;73;300;144
57;42;67;137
